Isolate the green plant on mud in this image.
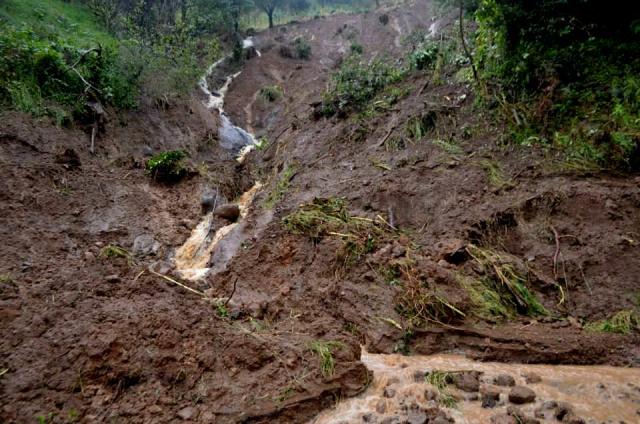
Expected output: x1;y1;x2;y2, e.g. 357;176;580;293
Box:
309;340;344;377
478;158;513;189
145;150;187;182
425;370;457;408
320;55;406;117
99;244;133;263
265;165;297;208
432;139;463;156
283;197;393;268
293;37;311;59
585;310;639;335
406;111;437;141
464;245;547;318
260;85;283;102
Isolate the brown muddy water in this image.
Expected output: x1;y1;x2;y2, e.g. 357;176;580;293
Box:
312;351;640;424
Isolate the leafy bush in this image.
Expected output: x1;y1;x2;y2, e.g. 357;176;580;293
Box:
260;85;283;102
409;42;439;70
0;26;138;119
350;42;363;54
294;37;311;59
145;150;187;182
321;55;406;117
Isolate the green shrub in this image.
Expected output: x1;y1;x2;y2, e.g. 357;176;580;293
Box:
409;42;439;70
145;150;187;182
260;85;283;102
294;37;311;59
321;55;406;117
350;42;363;54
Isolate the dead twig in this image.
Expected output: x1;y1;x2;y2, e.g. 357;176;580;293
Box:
550;225;560;280
224;277;238;307
148;269;205;297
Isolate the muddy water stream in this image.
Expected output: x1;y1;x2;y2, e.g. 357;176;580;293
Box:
312;351;640;423
174;38;263;281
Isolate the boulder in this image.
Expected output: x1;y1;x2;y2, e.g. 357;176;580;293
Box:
494;374;516;387
213;204;240;221
452;371;480;392
509;386;536;404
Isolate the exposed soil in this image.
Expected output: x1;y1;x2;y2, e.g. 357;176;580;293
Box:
1;1;639;423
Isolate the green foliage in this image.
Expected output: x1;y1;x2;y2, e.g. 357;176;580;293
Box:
260;85;283;102
145;150;187;182
585;310;639;335
425;371;457;408
309;340;344;377
265;165;297;208
321;55;406;117
409;41;439;70
349;42;363;54
293;37;311;59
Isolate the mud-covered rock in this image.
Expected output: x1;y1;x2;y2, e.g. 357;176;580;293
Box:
213;204;240;221
490;414;517;424
494;373;516;387
405;410;428;424
383;387;396;398
481;387;501;408
554;402;574;420
508;386;536;404
452;371;480;392
522;372;542;384
133;234;160;256
177;406;196;420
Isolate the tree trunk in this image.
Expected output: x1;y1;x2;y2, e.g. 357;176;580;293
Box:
458;0;480;87
268;10;274;28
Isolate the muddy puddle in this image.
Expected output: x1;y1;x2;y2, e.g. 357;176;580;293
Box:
312;351;640;424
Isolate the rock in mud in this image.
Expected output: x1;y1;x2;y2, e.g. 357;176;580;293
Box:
554;402;574;420
490;414;517;424
133;234;160;256
213;204;240;221
381;416;400;424
376;399;387;414
105;274;121;283
383;387;396;398
56;148;81;169
494;374;516;387
481;387;501;408
508;386;536;404
177;406;196;420
405;410;428;424
452;371;480;392
522;372;542;384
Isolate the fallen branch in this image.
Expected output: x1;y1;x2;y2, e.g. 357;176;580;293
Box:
148;269;205;297
224;277;238;307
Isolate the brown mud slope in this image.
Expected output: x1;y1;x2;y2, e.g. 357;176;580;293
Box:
1;0;640;423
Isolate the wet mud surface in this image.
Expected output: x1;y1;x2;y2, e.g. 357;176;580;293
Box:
1;0;639;422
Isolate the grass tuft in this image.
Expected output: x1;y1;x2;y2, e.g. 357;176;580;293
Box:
585;310;639;334
425;370;457;408
309;340;344;378
478;159;513;189
265;165;297;208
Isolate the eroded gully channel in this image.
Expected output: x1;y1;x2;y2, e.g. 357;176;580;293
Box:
170;37;640;424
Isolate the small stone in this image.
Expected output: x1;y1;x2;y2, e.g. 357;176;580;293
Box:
481;388;501;408
490;414;517;424
362;412;376;422
392;244;406;258
383;387;396;398
143;146;154;157
494;374;516;387
133;234;160;256
554;402;574;420
522;372;542;384
424;388;438;401
413;370;426;382
509;386;536;404
84;251;96;261
406;410;428;424
213;204;240;221
177;406;196;420
148;405;162;414
105;274;121;283
452;371;480;392
542;400;557;410
376;399;386;414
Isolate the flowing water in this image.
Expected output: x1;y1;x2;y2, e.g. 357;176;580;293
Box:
312;351;640;424
173;38;264;281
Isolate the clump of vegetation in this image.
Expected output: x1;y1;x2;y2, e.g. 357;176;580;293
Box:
265;165;297;208
260;85;283;102
409;41;439;70
145;150;187;182
294;37;312;59
99;244;134;265
465;245;547;317
478;159;513;189
350;42;363;54
406;111;437;141
320;55;405;117
585;310;639;334
283;197;393;268
309;340;344;377
425;370;457;408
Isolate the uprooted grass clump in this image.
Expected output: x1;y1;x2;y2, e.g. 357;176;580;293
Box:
394;263;466;327
265;165;297;208
585;310;639;335
464;245;548;318
425;370;457;408
260;85;283;102
308;340;344;378
283;197;394;268
145;150;187;182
